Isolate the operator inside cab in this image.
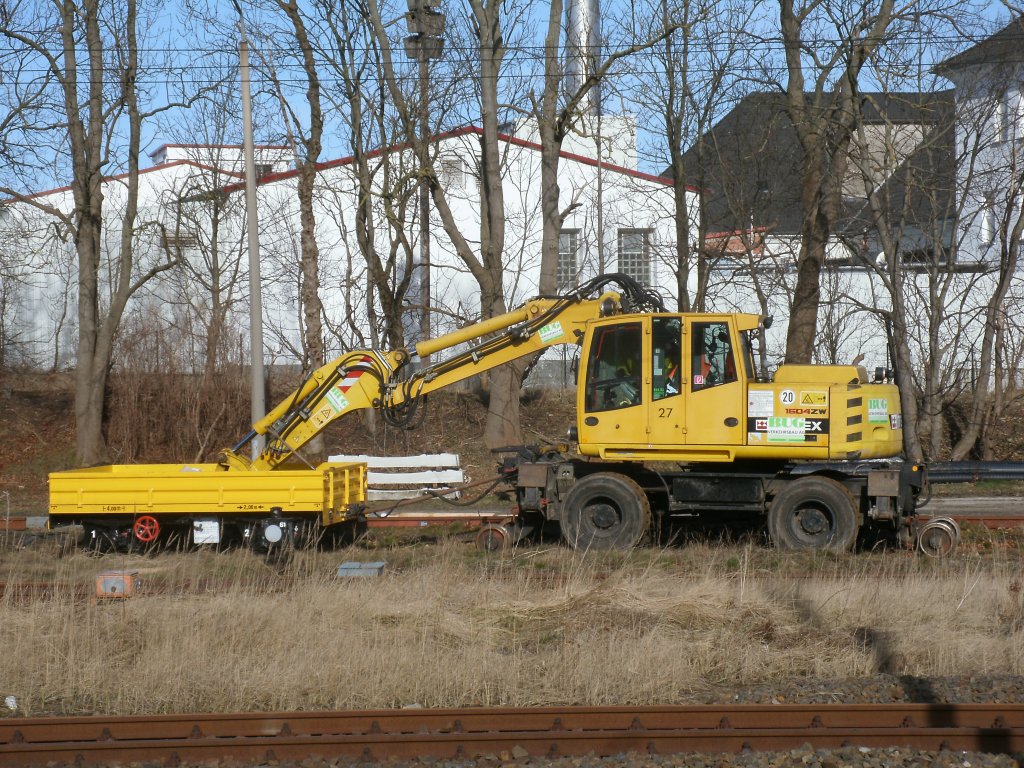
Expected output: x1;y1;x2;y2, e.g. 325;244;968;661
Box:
653;317;682;399
585;323;643;410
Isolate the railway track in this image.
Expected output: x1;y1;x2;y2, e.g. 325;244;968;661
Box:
1;704;1022;765
0;578;299;605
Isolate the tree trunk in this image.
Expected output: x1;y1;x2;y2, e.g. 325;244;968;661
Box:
74;216;109;465
278;0;325;373
297;173;324;370
778;0;894;364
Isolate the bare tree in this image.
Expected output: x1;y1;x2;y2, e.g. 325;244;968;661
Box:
256;0;327;376
366;0;532;447
0;0;209;464
628;0;761;312
774;0;898;363
836;11;1021;461
169;159;248;377
531;1;678;296
948;166;1024;458
317;0;420;351
843;90;959;462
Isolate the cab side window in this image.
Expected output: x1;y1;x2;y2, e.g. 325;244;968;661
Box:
691;322;737;391
585;323;643;412
652;317;681;401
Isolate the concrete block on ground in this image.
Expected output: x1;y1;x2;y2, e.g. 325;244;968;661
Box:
337;561;386;578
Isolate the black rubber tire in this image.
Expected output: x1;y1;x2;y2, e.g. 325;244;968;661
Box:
560;472;651;551
768;476;859;552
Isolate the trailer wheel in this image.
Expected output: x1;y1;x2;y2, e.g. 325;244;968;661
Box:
132;515;161;544
561;472;651;551
768;476;858;552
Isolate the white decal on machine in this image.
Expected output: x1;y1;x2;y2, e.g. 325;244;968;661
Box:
868;398;888;423
767;416;804;442
538;322;563;343
748;390;774;418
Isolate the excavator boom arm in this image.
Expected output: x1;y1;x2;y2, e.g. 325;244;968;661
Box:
225;275;662;471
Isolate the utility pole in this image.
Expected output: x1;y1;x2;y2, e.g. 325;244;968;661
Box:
404;0;445;361
239;34;266;458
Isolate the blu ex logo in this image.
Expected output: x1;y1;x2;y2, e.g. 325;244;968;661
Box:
752;418;827;434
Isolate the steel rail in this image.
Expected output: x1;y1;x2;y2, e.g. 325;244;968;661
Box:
947;515;1024;528
927;461;1024;483
2;704;1022;765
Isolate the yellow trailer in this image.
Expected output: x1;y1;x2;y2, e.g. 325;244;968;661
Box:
48;461;366;550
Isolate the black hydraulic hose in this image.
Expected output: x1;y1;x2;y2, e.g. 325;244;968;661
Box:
381;374;428;428
424;475;507;506
231;429;257;454
577;273;666;313
370;474;508;518
916;473;933;509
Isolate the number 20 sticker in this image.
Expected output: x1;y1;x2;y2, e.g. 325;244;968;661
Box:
780;389;796;405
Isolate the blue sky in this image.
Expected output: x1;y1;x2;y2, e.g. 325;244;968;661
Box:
1;0;1019;189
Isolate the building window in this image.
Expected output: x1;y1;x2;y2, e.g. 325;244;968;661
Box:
994;90;1019;143
618;229;652;286
557;230;579;290
438;157;465;190
164;228;199;253
980;193;996;245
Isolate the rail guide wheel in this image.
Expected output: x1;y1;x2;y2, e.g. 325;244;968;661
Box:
475;524;512;552
916;516;960;558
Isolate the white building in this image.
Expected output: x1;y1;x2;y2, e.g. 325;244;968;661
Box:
936;17;1024;263
0;119;693;376
0;145;292;370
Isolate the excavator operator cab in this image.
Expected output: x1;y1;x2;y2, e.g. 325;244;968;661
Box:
575;313;760;461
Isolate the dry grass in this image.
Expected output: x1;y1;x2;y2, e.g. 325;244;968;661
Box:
2;533;1023;716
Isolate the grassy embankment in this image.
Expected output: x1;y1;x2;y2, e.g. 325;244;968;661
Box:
2;529;1022;717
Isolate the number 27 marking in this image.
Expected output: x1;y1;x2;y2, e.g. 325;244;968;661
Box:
658;407;673;418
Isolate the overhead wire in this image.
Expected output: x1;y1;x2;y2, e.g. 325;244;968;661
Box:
0;27;1017;83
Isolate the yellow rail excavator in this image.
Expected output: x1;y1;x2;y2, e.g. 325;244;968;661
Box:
49;274;952;555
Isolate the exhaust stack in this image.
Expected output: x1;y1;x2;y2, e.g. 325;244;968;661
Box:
566;0;601;115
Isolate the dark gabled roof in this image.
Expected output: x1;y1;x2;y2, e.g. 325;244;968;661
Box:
682;91;805;234
678;90;955;239
935;16;1024;72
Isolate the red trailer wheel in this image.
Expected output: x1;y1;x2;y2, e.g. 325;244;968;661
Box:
133;515;160;543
